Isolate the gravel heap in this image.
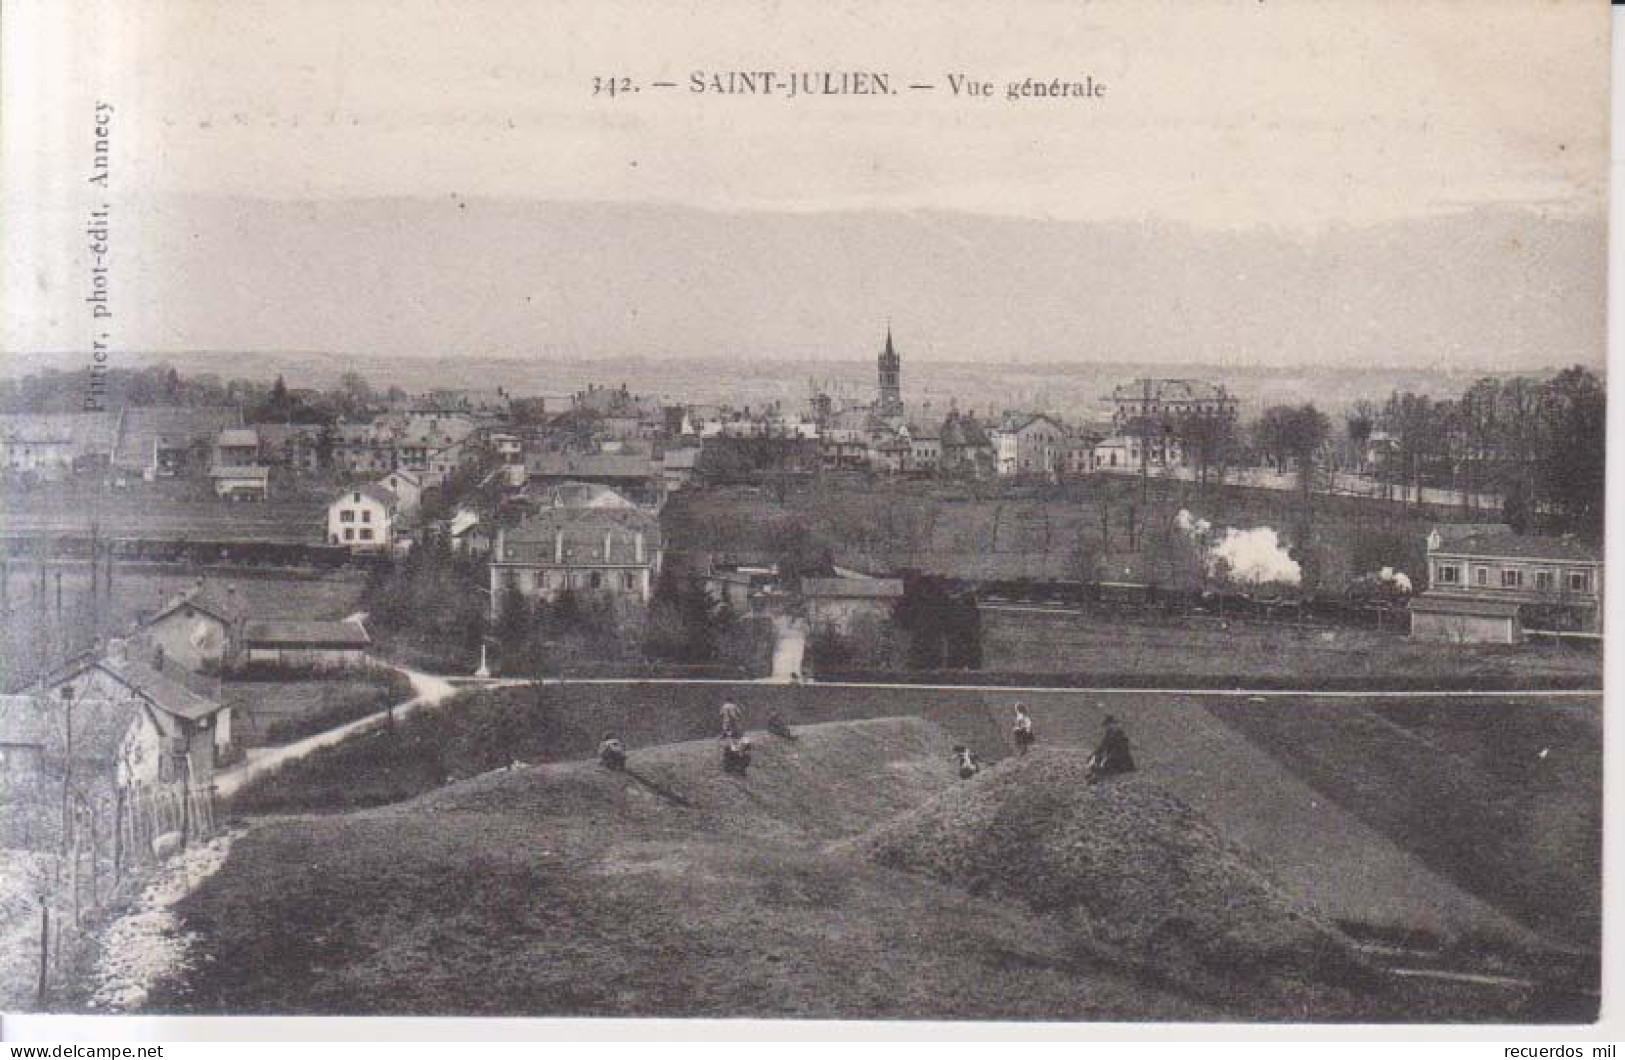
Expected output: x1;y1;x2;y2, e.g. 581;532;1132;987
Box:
852;748;1375;1007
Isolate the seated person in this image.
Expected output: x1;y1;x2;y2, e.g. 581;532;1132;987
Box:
722;736;754;776
598;734;627;771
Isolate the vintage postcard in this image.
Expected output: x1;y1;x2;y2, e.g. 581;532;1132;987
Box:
0;0;1612;1035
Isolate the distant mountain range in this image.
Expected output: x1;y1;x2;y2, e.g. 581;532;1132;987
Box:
4;195;1604;416
1;349;1596;422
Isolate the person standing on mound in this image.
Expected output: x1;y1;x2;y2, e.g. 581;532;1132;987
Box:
953;744;981;779
1087;714;1136;784
1012;702;1036;756
719;698;745;739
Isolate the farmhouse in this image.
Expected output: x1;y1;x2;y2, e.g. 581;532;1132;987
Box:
242;619;371;667
489;503;663;615
328;484;398;552
136;581;249;674
801;576;905;635
1419;530;1604;638
31;647;233;789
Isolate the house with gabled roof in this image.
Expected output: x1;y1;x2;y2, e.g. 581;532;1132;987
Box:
136;580;250;673
27;645;233;791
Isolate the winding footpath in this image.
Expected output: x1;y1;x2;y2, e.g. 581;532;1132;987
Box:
213;665;456;798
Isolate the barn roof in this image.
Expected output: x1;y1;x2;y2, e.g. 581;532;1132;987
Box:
243;619;371;648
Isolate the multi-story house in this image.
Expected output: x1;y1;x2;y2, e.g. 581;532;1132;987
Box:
327;484;398;552
488;500;662;616
1411;529;1604;642
994;413;1067;477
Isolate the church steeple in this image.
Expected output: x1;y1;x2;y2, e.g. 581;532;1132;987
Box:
877;326;902;416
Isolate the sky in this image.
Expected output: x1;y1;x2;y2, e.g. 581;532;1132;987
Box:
1;0;1611;367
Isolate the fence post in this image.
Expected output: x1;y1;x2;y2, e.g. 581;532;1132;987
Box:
36;902;49;1007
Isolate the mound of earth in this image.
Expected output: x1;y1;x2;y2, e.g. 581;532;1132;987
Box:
393;715;961;843
851;748;1377;1012
142;719;1225;1019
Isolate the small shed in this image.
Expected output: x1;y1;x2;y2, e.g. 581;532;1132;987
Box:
1408;593;1522;645
801;576;905;635
242;619;371;668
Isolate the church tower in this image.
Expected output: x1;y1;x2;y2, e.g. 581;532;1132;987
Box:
877;327;903;416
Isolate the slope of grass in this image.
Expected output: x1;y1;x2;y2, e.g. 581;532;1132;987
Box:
153;721;1221;1019
225;682;1581;958
1205;697;1602;951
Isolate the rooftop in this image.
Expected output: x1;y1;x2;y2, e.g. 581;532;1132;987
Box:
243;619;371;648
1431;533;1601;564
148;581;249;627
802;577;905;599
1407;594;1523;618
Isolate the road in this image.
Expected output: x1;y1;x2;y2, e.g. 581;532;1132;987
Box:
215;665;456;797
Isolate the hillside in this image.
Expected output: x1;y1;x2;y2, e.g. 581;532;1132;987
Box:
228;682;1578;953
149;719;1220;1019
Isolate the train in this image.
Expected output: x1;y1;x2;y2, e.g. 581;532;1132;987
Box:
0;533;377;571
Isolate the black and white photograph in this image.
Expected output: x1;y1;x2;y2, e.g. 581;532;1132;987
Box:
0;0;1613;1036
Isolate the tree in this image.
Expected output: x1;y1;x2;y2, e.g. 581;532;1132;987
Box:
1254;403;1331;495
1173;410;1238;488
1537;366;1605;538
1345;401;1376;471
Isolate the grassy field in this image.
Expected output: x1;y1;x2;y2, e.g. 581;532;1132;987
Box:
980;608;1601;686
227;681;1596;961
1207;696;1602;950
152;719;1522;1020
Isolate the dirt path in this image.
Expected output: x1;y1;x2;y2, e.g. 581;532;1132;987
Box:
215;664;456;798
767;618;807;683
